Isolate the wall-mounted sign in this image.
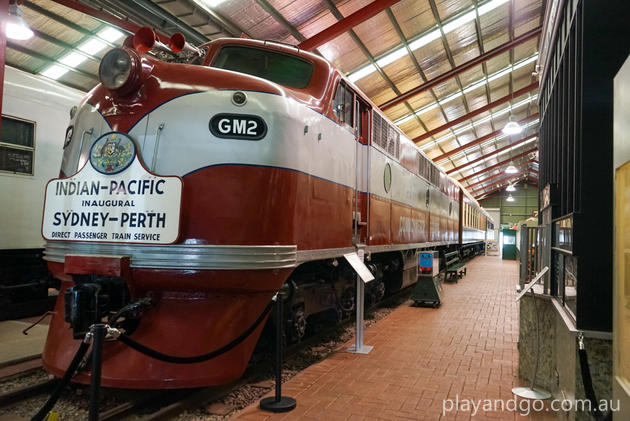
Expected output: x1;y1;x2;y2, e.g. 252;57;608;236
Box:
42;133;183;244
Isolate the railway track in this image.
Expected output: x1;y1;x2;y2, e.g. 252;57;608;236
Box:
0;379;57;409
0;286;413;420
0;354;43;382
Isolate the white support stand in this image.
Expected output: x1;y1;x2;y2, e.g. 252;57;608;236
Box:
513;266;552;400
344;251;374;354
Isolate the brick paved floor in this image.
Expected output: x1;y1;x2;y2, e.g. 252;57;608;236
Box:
231;256;556;421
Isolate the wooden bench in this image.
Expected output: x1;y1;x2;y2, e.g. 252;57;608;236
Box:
444;251;466;283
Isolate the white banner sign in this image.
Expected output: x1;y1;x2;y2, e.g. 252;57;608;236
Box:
42;132;182;244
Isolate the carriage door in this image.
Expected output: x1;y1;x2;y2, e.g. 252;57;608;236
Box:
353;98;370;245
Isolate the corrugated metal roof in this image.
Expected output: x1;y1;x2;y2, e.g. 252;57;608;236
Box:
5;0;543;199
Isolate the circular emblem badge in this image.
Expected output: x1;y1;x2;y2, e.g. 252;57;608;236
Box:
383;163;392;193
89;132;136;174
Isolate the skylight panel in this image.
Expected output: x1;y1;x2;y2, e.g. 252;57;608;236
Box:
59;52;87;68
98;27;124;43
347;0;513;83
79;38;107;55
41;65;69;80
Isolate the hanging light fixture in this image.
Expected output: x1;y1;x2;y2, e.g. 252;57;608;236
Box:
506;194;515;202
6;2;34;40
505;162;518;174
506;184;516;192
502;115;523;135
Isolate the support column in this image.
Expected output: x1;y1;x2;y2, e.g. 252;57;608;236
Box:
0;0;9;133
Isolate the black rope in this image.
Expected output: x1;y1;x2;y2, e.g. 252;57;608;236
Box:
31;340;91;421
578;348;612;421
117;298;274;364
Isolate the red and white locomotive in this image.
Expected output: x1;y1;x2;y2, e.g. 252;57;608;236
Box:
41;29;493;389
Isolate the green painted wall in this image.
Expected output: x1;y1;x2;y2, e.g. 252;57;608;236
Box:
479;184;538;228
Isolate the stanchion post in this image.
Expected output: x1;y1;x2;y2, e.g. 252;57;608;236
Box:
260;293;296;413
345;250;374;354
89;324;106;421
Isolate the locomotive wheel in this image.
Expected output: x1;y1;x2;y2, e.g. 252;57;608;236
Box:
340;287;355;317
288;306;307;342
371;280;386;303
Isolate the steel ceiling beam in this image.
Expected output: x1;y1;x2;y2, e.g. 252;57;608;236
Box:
321;0;429;138
427;0;479;160
475;179;523;200
464;157;538;189
457;147;538;183
123;0;208;43
298;0;400;51
22;1;116;48
414;82;539;143
7;41;98;81
31;29;100;63
471;0;494;133
185;0;247;38
385;9;446;140
256;0;306;42
51;0;154;40
379;27;541;111
470;170;528;195
445;132;538;175
32;22;106;75
433;113;539;162
475;175;537;200
465;159;536;189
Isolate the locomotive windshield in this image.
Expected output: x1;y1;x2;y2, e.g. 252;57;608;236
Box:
211;46;314;89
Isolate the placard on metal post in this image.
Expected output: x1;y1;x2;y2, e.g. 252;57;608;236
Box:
343;251;374;354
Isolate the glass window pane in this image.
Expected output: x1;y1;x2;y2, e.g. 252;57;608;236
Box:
0;146;33;175
344;87;354;126
1;117;34;147
211;46;314;89
333;85;344;120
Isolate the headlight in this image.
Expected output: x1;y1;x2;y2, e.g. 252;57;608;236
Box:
99;48;132;90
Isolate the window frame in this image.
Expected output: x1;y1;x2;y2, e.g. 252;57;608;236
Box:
210;45;315;89
333;81;355;128
0;114;36;176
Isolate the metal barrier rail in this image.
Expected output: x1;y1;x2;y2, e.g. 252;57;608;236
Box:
519;224;544;290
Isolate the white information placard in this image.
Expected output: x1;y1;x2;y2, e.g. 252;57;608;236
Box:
343;252;375;283
42;132;182;244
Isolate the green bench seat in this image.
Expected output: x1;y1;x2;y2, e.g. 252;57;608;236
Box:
444;251;466;283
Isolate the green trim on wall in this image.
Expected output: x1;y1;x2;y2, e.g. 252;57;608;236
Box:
479;185;538;227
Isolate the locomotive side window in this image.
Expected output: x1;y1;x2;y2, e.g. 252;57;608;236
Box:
211;46;314;89
344;88;354;127
333;82;354;127
0;115;35;176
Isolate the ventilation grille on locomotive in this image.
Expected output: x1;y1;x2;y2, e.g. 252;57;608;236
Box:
373;112;399;159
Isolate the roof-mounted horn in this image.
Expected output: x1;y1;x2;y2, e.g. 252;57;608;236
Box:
169;33;203;57
133;27;171;54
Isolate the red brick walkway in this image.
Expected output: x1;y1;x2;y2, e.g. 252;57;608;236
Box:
232;256;553;421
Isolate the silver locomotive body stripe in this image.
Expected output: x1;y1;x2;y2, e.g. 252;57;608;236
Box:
44;241;297;270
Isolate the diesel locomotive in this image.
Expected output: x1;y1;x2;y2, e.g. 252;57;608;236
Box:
40;28;493;389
